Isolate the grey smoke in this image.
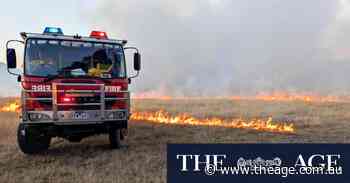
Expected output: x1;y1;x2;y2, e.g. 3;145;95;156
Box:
0;63;20;96
86;1;350;96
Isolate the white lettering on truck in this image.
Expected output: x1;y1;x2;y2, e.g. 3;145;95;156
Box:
32;85;51;92
105;86;121;93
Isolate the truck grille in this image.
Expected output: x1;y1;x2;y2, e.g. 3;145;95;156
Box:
24;83;130;119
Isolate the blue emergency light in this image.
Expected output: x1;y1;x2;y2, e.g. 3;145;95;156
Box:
43;27;64;35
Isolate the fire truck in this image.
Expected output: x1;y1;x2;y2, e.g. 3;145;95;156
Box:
6;27;141;154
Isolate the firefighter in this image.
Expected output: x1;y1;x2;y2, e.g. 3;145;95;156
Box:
88;49;113;77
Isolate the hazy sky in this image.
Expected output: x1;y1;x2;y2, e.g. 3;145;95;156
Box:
1;0;350;96
0;0;99;62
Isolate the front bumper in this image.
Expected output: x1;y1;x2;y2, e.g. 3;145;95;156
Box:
20;120;128;138
22;109;129;125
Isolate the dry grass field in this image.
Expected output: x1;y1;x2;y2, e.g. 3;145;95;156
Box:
0;98;350;182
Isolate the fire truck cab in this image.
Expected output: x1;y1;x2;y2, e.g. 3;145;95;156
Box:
6;27;141;154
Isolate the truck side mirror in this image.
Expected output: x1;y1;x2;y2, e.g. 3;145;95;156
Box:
134;52;141;71
6;48;17;69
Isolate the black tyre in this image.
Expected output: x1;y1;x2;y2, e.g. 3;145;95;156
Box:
17;123;51;154
109;128;121;149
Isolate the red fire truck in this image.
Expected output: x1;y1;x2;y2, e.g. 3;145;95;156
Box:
6;27;141;154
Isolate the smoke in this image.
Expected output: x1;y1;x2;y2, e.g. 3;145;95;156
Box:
83;0;350;96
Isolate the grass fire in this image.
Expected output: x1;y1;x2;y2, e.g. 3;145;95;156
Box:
0;100;20;113
133;92;350;103
131;110;295;134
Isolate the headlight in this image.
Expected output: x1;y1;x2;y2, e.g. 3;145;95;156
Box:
116;111;126;119
28;113;51;121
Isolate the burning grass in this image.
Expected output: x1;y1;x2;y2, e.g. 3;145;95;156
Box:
0;101;20;113
131;110;295;133
132;92;350;103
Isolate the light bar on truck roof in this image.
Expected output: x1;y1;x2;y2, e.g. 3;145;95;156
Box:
90;31;108;39
43;27;64;35
22;29;128;45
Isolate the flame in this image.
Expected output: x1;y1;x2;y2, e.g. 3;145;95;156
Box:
133;92;349;103
230;92;342;103
0;101;20;112
132;91;173;100
130;110;295;134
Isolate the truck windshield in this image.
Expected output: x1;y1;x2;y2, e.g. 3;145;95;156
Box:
24;39;126;78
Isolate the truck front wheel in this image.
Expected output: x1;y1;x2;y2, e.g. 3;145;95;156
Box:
17;124;51;154
109;128;121;149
